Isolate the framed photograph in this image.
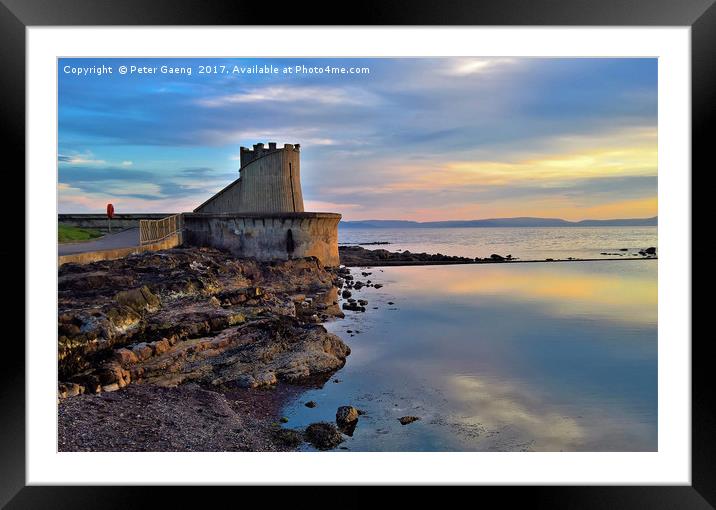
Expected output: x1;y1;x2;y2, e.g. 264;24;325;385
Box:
3;0;709;503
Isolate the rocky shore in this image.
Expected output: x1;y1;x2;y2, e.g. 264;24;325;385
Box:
58;247;354;451
339;245;657;267
339;245;485;266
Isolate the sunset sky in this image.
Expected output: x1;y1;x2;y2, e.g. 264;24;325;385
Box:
58;57;657;221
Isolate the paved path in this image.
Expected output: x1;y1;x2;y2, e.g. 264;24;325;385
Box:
58;228;140;256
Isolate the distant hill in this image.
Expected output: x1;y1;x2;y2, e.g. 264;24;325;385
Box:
340;216;658;228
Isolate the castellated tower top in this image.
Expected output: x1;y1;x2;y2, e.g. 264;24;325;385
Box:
239;142;301;169
194;141;304;214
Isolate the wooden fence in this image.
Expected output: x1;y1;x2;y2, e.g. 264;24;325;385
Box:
139;214;183;245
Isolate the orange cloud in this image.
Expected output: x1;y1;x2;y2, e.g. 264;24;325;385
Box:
404;196;658;222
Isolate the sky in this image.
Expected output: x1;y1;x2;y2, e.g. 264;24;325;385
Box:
58;57;657;221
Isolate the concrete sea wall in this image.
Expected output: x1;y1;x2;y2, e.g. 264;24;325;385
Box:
59;213;175;231
182;212;341;267
58;232;182;266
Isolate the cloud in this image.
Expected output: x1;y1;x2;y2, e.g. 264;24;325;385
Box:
197;86;379;108
304;200;362;212
58;57;657;219
58;151;106;165
58;163;233;207
445;58;517;76
180;167;215;177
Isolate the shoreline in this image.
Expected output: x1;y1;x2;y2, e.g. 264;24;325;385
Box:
338;244;657;267
342;256;657;267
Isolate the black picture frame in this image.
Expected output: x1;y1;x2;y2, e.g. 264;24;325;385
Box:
1;0;707;504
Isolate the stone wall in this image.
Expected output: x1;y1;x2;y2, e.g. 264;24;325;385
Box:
182;212;340;267
59;213;175;231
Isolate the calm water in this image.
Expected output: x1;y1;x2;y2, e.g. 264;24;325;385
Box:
339;226;658;260
282;259;657;451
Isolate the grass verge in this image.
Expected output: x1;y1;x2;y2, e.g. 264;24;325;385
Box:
59;223;103;243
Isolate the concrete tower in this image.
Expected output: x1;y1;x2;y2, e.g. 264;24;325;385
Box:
186;141;340;266
194;142;304;214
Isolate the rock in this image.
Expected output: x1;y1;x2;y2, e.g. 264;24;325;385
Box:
256;372;278;387
619;248;629;251
336;406;360;427
228;313;246;326
248;287;263;298
305;400;318;408
58;382;84;399
113;348;139;365
272;428;304;448
357;299;368;306
115;285;161;313
70;373;102;394
132;343;153;361
58;322;80;336
373;284;383;289
58;248;350;394
150;339;170;355
233;372;278;389
98;361;131;387
644;247;657;255
305;422;344;450
341;290;352;299
398;416;420;425
233;375;257;388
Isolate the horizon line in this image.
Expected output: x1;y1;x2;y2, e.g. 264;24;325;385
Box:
340;215;658;223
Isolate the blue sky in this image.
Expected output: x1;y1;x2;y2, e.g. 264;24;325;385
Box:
58;57;657;220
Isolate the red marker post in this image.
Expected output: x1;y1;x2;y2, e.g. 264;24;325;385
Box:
106;203;115;233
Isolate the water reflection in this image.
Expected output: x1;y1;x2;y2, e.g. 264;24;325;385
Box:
395;261;657;325
282;260;657;451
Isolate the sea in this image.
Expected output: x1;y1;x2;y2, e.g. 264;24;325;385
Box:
282;226;658;451
337;226;658;260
